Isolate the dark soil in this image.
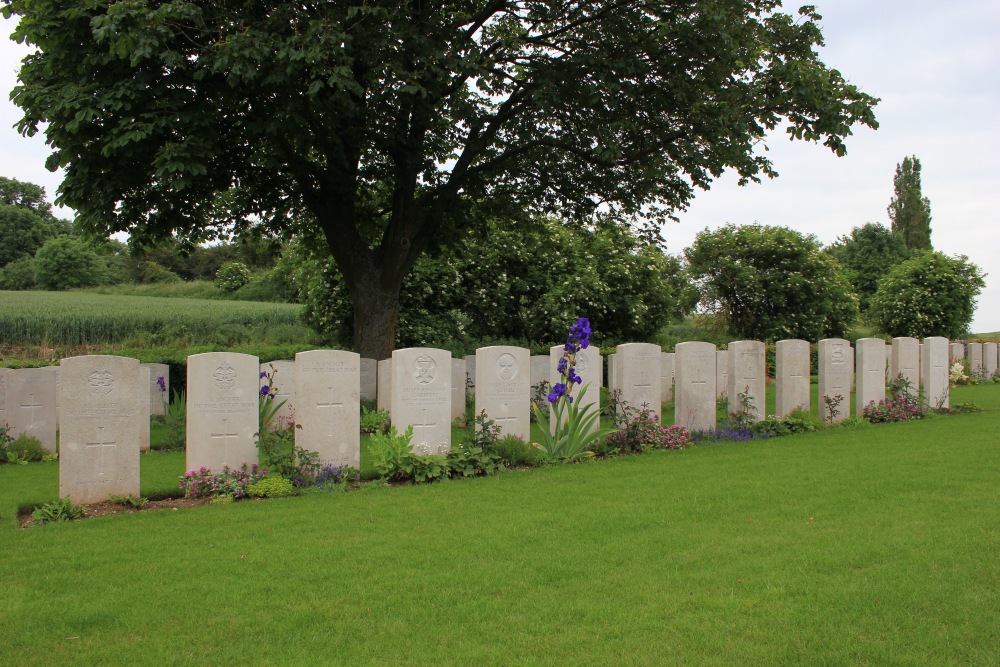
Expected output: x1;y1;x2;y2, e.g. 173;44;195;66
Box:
19;495;211;528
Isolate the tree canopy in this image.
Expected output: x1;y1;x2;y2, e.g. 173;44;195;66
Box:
825;222;910;314
0;176;71;267
685;223;858;342
887;155;932;251
5;0;878;357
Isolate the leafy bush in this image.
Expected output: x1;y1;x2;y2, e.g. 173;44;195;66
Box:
750;408;823;438
179;464;268;499
215;261;252;292
138;261;183;284
5;433;46;464
246;475;297;498
31;497;87;524
863;374;926;424
868;251;985;338
685;223;858;341
492;435;546;467
0;256;37;290
839;416;871;429
825;223;911;313
447;442;506;478
360;406;390;434
158;390;187;451
33;236;108;290
399;455;450;484
369;426;416;481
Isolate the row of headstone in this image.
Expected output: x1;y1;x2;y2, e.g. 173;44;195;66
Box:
16;336;1000;505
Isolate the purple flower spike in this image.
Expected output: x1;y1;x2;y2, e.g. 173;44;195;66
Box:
260;385;270;397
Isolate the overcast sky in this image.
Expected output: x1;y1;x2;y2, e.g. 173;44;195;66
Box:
2;2;998;333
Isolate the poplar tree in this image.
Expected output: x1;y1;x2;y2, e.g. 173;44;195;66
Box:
887;156;933;251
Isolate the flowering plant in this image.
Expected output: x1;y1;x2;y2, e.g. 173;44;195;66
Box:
605;409;691;454
532;317;613;460
179;463;268;499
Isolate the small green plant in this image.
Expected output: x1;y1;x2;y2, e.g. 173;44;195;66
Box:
951;400;982;414
31;497;87;524
607;387;637;430
179;463;268;499
822;393;845;422
246;475;297;498
399;454;450;484
751;408;822;438
726;385;758;429
447;442;506;478
839;416;871;429
210;495;235;506
162;389;187;451
530;380;551;423
5;433;46;464
492;434;546;468
109;494;149;509
369;425;416;481
360;405;390;434
470;409;502;450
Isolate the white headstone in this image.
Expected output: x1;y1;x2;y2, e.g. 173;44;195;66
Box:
889;337;920;393
475;346;530;440
140;365;151;453
615;343;662;411
294;350;361;468
59;355;141;503
549;344;603;434
949;342;965;366
360;358;378;402
675;342;717;431
451;359;466;422
392;348;452;456
716;350;729;399
921;337;949;409
855;338;887;416
6;367;58;453
984;342;999;378
728;341;766;422
186;352;260;472
818;338;853;423
140;363;170;416
967;342;984;377
661;352;674;403
261;360;296;425
775;339;810;418
377;359;392;413
530;355;550;391
463;354;477;400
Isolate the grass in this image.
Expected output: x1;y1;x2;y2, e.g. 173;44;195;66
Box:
0;290;314;348
1;384;998;665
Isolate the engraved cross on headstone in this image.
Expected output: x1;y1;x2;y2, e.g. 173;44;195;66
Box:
692;361;708;386
86;425;117;476
20;393;43;431
414;408;438;444
636;370;652;403
211;418;239;466
493;403;517;430
316;386;344;437
740;354;758;381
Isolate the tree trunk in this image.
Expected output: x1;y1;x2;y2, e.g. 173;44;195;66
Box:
349;262;403;360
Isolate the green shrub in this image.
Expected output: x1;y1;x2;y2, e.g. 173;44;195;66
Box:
215;261;252;292
33;236;108;290
139;261;183;284
399;454;450;484
360;405;390;434
369;426;415;481
5;433;46;464
109;494;149;508
246;475;297;498
839;416;871;429
447;442;506;478
31;497;87;524
868;251;985;338
492;434;547;467
0;256;37;290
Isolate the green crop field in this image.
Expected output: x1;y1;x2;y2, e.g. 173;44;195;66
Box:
1;384;998;665
0;290;315;349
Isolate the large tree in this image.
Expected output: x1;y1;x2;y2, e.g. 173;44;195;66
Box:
5;1;877;357
0;176;72;267
825;222;910;314
887;155;932;251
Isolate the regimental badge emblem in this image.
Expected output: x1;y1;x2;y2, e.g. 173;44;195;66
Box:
496;353;518;381
214;363;238;391
831;344;845;364
87;369;115;396
413;355;437;384
575;351;589;372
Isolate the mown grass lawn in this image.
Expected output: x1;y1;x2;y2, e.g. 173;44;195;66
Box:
1;384;998;666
